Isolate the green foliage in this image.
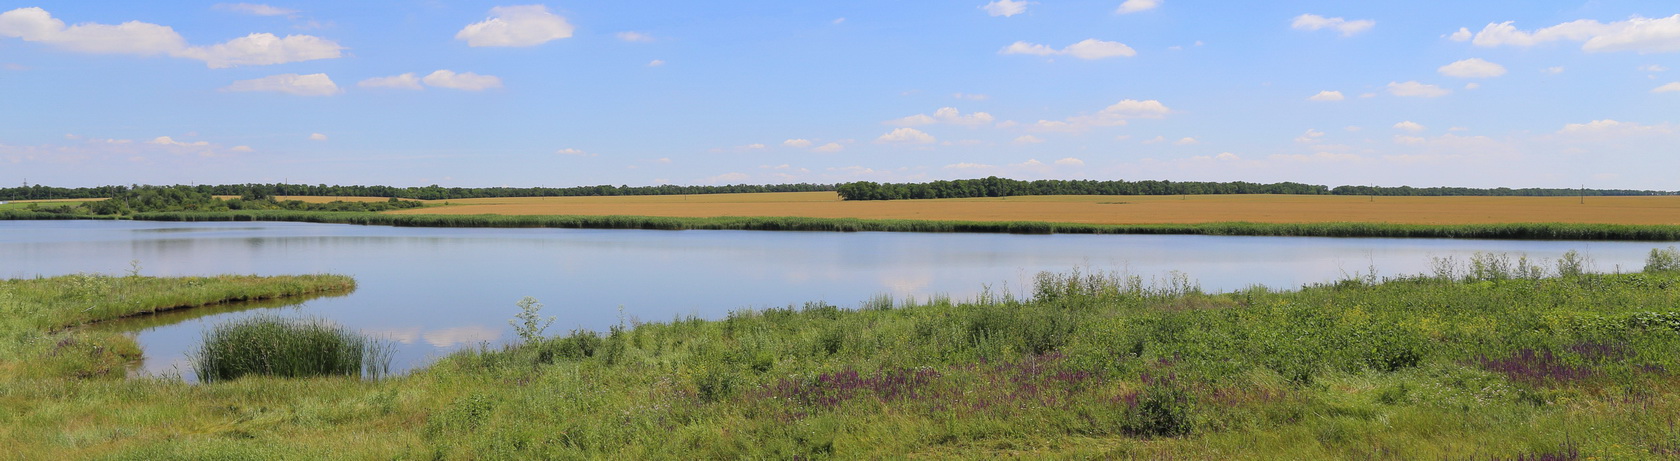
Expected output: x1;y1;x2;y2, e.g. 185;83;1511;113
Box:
508;296;555;344
0;182;837;202
191;315;393;382
1646;246;1680;273
833;176;1673;201
1121;375;1197;438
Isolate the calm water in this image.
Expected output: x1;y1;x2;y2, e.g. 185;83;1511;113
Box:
1;220;1669;379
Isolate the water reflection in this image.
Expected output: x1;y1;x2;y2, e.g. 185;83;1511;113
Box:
2;220;1672;379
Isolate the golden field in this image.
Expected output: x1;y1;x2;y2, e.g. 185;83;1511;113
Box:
386;192;1680;225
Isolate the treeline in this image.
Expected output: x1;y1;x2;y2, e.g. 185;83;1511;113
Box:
835;177;1676;200
0;182;834;201
15;186;423;216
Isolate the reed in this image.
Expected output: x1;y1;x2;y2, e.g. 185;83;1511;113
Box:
191;316;392;382
127;210;1680;241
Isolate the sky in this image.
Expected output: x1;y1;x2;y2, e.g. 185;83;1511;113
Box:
2;1;1678;189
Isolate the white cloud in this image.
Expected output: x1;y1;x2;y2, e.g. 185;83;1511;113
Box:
704;172;749;183
212;3;297;17
783;139;813;148
1467;15;1680;53
0;7;341;67
647;59;665;67
1141;135;1166;144
1544;66;1565;74
1031;99;1170;132
981;0;1030;17
889;107;995;127
1292;14;1375;36
0;7;186;55
1642;65;1668;72
1393;121;1427;132
743;143;766;149
944;162;996;170
1449;27;1472;41
1558;119;1674;135
148;136;209;147
1654;82;1680;93
616;31;653;42
877;128;936;144
556;148;595;156
1000;39;1136;59
812;142;844;153
422;70;502;91
1295;129;1325;143
229;145;254;153
1308;90;1344;101
1054;157;1084;166
1115;0;1160;14
176;33;344;68
455;5;574;47
1437;58;1506;78
358;73;423;90
1173;137;1198;145
1465;82;1481;90
1014;135;1045;144
308;133;328;141
222;73;340;96
1387;81;1450;98
1392;135;1427;145
953;92;990;101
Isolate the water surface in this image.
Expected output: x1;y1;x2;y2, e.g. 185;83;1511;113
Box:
1;220;1668;379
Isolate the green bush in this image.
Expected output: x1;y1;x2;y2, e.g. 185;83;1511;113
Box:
190;316;392;382
1646;246;1680;273
1121;374;1196;438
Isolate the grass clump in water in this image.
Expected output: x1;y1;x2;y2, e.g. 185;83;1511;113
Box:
191;315;392;382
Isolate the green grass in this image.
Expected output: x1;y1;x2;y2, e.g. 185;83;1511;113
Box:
4;256;1680;458
120;209;1680;240
192;316;393;382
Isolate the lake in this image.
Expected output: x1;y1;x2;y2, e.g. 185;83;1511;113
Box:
1;220;1670;379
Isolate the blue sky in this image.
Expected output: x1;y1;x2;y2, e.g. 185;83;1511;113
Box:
2;1;1678;189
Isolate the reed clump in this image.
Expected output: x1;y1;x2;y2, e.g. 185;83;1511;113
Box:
191;316;392;382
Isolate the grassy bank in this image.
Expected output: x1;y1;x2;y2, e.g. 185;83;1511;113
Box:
128;209;1680;240
4;255;1680;458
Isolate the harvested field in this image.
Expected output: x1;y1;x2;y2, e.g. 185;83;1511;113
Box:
387;192;1680;225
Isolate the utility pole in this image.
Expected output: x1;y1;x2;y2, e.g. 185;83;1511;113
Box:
1580;184;1585;205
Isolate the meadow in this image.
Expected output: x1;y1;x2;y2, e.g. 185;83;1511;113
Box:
387;192;1680;226
4;249;1680;458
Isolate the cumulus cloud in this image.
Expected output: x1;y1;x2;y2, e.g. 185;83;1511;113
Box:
555;148;593;156
1393;121;1427;132
1544;66;1565;74
812;142;844;153
887;107;995;127
783;139;813;148
616;31;653;42
212;3;297;16
148;136;209;147
1031;99;1171;133
1295;129;1325;143
1292;14;1375;36
1642;65;1668;72
179;33;344;68
1054;157;1085;166
1015;135;1045;144
1308;90;1344;101
1173;137;1198;145
222;73;340;96
0;8;342;67
308;133;328;141
1437;58;1507;78
1116;0;1160;14
1465;15;1680;53
1654;82;1680;93
1387;81;1450;98
1000;39;1136;59
981;0;1030;17
953;93;990;101
358;73;423;90
1449;27;1472;41
422;70;502;91
1557;119;1674;136
877;128;936;144
704;172;750;183
455;5;574;47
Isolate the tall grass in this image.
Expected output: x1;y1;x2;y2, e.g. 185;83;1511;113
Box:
125;210;1680;240
191;316;392;382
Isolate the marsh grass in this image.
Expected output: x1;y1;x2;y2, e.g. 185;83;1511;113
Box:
191;316;393;382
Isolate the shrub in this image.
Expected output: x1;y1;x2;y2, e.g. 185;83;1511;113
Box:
1120;373;1196;438
508;296;555;343
191;316;392;382
1646;246;1680;273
